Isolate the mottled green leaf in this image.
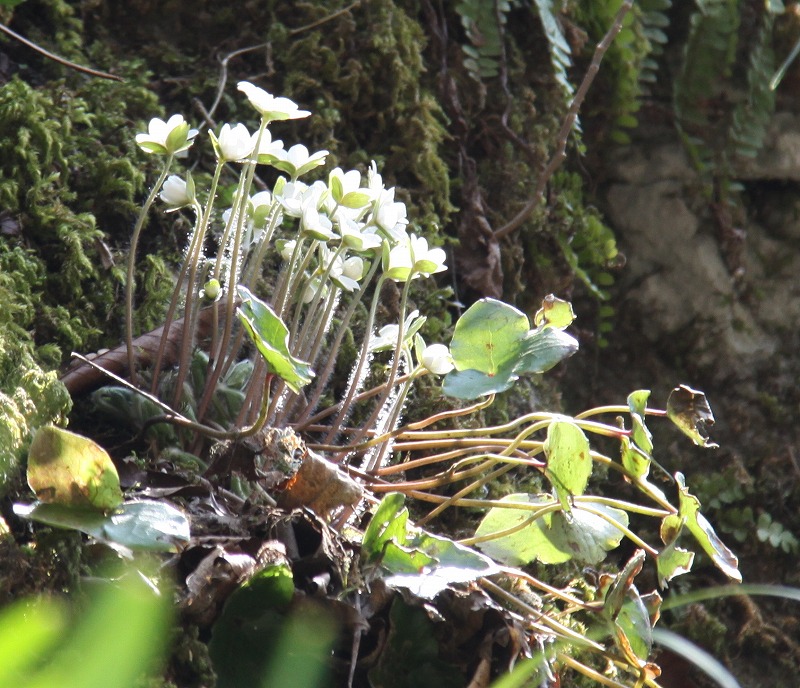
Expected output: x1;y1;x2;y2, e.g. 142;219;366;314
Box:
27;426;122;512
448;298;529;375
657;539;695;586
620;436;650;479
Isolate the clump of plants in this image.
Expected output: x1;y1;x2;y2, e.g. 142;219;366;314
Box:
4;78;752;688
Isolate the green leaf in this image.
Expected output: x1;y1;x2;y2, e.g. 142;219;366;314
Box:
22;567;170;688
441;367;517;399
474;494;557;566
0;597;67;687
675;473;741;582
657;539;695;586
209;563;305;688
627;390;653;455
329;174;344;202
516;327;578;374
620;436;651;479
26;426;122;512
363;494;499;598
613;590;655;663
14;499;190;553
532;294;575;328
667;385;719;448
237;286;314;394
362;492;408;559
448;298;529;375
443;298;577;399
544;420;592;511
474;494;627;566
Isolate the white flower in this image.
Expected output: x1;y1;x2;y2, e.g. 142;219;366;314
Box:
342;255;364;281
384;233;447;282
369;310;426;352
160;174;192;207
327;253;361;292
271;144;329;180
279;239;297;261
367;160;384;193
210;123;255;162
421;344;454;375
276;181;309;217
301;200;336;242
237;81;311;121
373;188;408;239
329;167;371;210
135;114;198;156
253;129;284;162
337;214;383;252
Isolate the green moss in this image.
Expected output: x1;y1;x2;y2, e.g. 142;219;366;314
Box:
0;331;72;498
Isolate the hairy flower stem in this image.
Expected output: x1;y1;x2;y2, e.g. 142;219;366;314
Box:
126;155;174;386
324;273;389;446
197;120;268;422
345;276;414;460
294;258;381;429
168;162;225;405
149;199;204;395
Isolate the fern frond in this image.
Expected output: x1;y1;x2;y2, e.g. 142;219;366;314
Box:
533;0;574;98
455;0;512;81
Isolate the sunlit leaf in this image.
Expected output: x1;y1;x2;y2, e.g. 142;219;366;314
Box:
627;390;653;455
237;286;314;394
448;298;529;375
516;327;578;374
14;499;190;553
443;298;577;399
26;426;122;512
667;385;719;448
544;420;592;511
363;494;499;598
474;494;627;566
675;473;741;582
657;539;695;586
533;294;575;328
620;436;650;479
543;504;628;565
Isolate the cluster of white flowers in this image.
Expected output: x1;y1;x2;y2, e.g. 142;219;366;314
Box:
136;81;454;377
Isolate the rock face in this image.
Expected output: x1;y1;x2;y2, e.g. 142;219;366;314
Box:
602;123;800;381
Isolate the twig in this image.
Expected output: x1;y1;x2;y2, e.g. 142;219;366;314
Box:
206;42;271;121
287;1;361;36
0;22;123;82
493;0;633;240
70;353;194;424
